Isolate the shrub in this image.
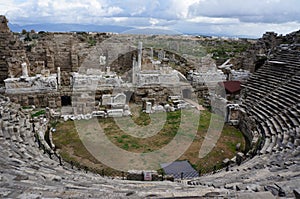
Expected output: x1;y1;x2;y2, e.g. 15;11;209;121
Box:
31;109;46;118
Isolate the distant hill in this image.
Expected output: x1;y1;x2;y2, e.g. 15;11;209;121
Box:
122;28;183;35
185;32;258;39
8;23;133;33
8;23;183;35
8;23;257;38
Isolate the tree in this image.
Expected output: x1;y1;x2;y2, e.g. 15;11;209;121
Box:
24;32;32;42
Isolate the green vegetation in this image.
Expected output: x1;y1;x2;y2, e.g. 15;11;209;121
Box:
122;35;252;60
31;109;46;118
24;32;32;41
26;41;37;52
21;29;28;35
207;40;250;60
88;37;96;46
53;109;245;175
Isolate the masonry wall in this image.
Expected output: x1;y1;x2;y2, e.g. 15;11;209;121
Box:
0;16;29;85
6;92;61;108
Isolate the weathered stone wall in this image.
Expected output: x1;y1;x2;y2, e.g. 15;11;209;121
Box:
6;92;61;108
25;32;108;86
0;16;9;84
1;15;299;111
71;91;95;115
239;30;300;72
238;111;256;152
0;16;29;85
133;84;193;104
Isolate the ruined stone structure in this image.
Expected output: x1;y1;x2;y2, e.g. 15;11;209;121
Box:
0;16;29;85
2;15;286;110
0;16;194;113
183;43;300;198
0;47;299;196
64;41;192;115
229;69;251;81
187;68;226;88
239;44;300;154
0;15;299;198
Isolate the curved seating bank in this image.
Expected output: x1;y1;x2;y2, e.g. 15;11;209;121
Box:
0;45;299;198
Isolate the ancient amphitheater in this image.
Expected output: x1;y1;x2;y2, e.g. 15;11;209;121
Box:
0;15;300;198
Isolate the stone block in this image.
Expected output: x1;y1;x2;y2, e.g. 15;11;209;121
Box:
102;94;112;106
56;99;61;107
113;93;126;104
293;189;300;199
107;109;123;117
48;100;56;108
146;102;152;113
237;192;276;199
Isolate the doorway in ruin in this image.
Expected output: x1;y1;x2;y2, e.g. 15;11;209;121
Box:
28;97;34;106
124;91;134;103
182;89;192;99
254;57;267;72
61;96;72;106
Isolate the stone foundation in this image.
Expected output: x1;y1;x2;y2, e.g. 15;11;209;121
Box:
6;92;61;108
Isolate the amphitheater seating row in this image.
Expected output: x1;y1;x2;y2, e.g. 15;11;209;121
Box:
1;96;238;198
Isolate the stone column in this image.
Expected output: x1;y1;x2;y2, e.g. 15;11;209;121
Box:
57;67;61;89
150;47;153;60
138;42;143;70
106;66;110;74
132;56;137;85
21;62;28;77
99;55;106;66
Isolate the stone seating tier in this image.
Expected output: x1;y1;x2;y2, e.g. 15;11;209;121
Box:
0;37;300;197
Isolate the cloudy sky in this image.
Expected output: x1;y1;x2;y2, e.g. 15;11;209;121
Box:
1;0;300;37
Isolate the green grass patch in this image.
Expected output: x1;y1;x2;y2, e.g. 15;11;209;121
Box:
53;109;245;175
31;109;46;117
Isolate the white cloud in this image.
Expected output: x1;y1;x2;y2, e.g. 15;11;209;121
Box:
169;0;200;18
149;18;159;26
0;0;299;37
188;0;300;23
111;17;128;23
187;16;240;24
172;20;300;37
2;0;123;24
